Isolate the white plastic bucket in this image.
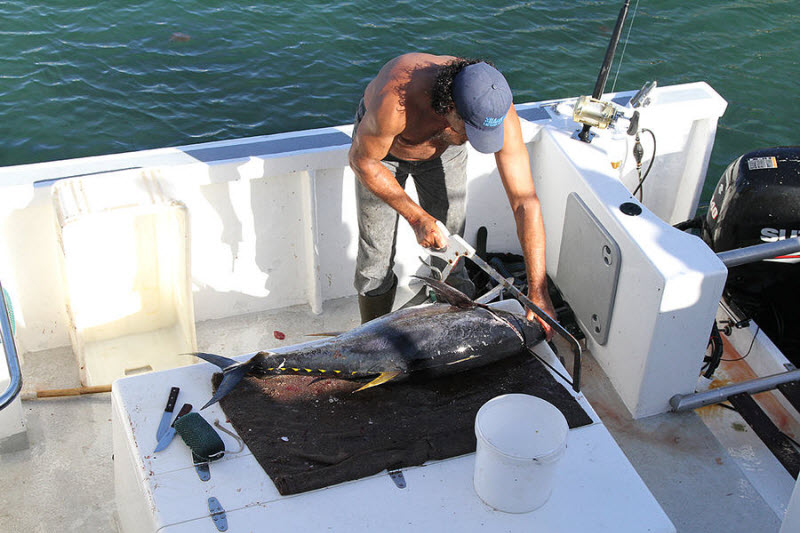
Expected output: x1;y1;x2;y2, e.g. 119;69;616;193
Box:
473;394;568;513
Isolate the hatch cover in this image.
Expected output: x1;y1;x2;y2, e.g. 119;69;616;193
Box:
557;193;621;345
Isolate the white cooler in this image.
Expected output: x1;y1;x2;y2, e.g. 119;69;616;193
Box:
111;342;675;532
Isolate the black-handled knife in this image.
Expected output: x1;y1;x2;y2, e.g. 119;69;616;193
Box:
153;403;192;453
155;387;180;441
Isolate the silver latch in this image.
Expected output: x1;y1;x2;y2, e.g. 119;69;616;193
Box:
194;460;211;481
208;497;228;531
388;469;407;489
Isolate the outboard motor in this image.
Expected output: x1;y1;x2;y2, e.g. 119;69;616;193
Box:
703;146;800;363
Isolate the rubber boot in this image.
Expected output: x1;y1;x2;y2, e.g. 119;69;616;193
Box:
358;276;397;324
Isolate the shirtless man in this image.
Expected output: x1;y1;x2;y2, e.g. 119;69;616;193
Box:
349;53;554;337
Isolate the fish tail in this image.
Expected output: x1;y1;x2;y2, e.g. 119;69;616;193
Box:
192;351;239;369
193;352;253;410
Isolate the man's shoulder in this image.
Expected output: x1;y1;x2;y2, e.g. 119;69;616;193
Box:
372;53;456;107
388;53;457;71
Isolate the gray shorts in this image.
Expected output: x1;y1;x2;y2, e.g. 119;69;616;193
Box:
352;99;471;296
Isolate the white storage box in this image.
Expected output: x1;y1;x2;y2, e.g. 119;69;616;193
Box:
112;343;675;532
53;172;197;385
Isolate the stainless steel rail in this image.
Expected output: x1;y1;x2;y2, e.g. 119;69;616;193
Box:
716;237;800;268
671;238;800;412
0;280;22;411
670;369;800;412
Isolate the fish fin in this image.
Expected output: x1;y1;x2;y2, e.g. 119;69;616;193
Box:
353;371;402;392
412;275;475;309
192;352;253;410
446;354;480;366
192;352;240;369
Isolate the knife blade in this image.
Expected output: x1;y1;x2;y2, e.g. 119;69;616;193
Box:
156;387;180;441
153;403;192;453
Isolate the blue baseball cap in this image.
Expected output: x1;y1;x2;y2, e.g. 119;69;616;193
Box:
452;62;513;154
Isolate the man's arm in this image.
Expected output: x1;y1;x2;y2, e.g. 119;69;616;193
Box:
348;95;447;249
495;105;556;338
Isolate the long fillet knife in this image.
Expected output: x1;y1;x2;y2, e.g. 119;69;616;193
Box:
427;222;582;391
156;387;180;441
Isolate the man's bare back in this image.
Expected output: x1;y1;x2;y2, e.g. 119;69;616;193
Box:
362;53;467;161
349;53;557;335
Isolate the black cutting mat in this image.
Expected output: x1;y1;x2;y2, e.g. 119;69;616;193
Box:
215;352;592;495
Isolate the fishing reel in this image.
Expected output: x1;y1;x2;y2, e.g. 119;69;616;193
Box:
557;80;658;200
571;80;657;141
572;95;618;132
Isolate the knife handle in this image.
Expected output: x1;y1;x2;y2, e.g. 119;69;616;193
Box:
173;403;192;426
165;387;180;413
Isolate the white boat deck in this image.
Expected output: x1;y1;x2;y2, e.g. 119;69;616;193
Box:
1;81;797;531
2;290;788;532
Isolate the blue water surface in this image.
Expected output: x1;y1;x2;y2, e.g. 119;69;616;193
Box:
1;0;797;199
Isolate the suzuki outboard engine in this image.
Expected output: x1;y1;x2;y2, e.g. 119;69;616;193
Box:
703;146;800;363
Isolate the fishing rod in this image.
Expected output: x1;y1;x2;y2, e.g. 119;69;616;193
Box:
576;0;631;143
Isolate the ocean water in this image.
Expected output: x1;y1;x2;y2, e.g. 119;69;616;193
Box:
1;0;797;200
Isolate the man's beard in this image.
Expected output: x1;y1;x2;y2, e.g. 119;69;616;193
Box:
434;129;468;146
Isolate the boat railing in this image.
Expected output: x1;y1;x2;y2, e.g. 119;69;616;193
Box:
716;237;800;268
670;237;800;412
0;280;22;411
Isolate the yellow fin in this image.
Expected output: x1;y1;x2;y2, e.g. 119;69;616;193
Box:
353;371;402;393
446;354;480;366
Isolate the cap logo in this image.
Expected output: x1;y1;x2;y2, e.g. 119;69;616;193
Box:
483;115;506;128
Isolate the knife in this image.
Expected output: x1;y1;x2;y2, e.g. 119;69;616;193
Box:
153;403;192;453
156;387;180;441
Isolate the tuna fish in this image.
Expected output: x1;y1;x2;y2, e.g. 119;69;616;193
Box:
195;276;545;409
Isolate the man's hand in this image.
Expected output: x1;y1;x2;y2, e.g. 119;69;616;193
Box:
525;286;556;341
410;214;449;251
